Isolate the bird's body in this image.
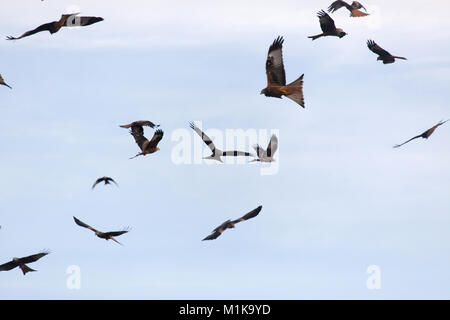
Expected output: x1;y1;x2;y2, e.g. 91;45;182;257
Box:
0;251;49;275
92;176;118;189
189;122;254;162
367;40;407;64
0;74;12;89
203;206;262;241
73;216;129;245
6;13;103;40
261;36;305;108
394;120;448;148
252;134;278;163
328;1;369;17
309;10;347;40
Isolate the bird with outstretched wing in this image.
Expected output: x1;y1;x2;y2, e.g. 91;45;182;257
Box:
73;216;129;245
252;134;278;162
394;120;448;148
328;1;369;17
92;176;118;189
0;251;50;275
367;40;407;64
308;10;347;40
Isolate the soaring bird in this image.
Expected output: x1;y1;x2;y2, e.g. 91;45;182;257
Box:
251;134;278;163
0;251;49;275
0;74;12;89
308;10;347;40
367;40;407;64
328;1;369;17
189;122;254;162
73;216;129;245
119;120;159;130
394;120;448;148
127;123;164;159
92;176;118;189
6;13;103;40
260;36;305;107
203;206;262;241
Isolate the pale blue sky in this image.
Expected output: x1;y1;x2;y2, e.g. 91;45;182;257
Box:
1;0;450;299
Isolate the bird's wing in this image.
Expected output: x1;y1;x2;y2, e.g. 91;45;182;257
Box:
104;230;129;237
6;22;55;40
120;120;159;129
393;134;422;148
0;74;12;89
367;40;391;57
266;134;278;157
318;10;337;33
65;16;104;27
328;0;352;13
130;125;149;152
253;144;266;158
92;177;104;189
106;177;119;186
202;230;222;241
265;36;286;86
146;129;164;149
0;260;18;271
19;251;50;264
232;205;262;224
73;216;98;233
222;151;254;157
189;122;217;153
352;1;367;11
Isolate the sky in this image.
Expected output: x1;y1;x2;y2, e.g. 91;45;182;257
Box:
1;0;450;299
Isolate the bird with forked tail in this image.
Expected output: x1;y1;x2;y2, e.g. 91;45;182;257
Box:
393;120;448;148
0;251;50;275
367;40;407;64
308;10;347;40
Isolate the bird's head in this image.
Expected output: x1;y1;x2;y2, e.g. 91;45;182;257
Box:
260;88;267;96
337;30;347;38
12;257;19;262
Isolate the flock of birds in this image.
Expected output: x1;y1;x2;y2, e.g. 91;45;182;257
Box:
1;1;448;277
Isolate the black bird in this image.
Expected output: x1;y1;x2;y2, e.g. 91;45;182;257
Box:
0;251;50;275
73;216;130;245
394;120;448;148
367;40;407;64
92;176;118;189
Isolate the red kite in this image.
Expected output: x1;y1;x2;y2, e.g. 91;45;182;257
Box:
394;120;448;148
252;134;278;162
189;122;254;162
73;216;129;245
0;74;12;89
92;176;118;189
367;40;407;64
260;36;305;108
308;10;347;40
0;251;49;275
119;120;159;130
127;123;164;159
202;206;262;241
6;13;103;40
328;1;369;17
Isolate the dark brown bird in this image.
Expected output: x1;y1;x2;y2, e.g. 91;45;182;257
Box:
202;206;262;241
394;120;448;148
127;123;164;159
328;1;369;17
92;176;118;189
367;40;407;64
73;216;129;245
0;251;49;275
189;122;255;162
6;13;103;40
0;74;12;89
119;120;159;130
308;10;347;40
260;36;305;108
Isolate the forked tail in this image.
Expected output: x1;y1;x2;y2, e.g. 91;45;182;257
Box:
308;34;323;41
20;264;36;275
286;74;305;108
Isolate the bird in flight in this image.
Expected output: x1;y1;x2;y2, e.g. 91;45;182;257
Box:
126;122;164;159
0;74;12;89
252;134;278;163
189;122;254;162
308;10;347;40
328;1;369;17
6;13;103;40
73;217;129;245
202;206;262;241
260;36;305;108
393;120;448;148
367;40;407;64
0;251;50;275
119;120;160;130
92;176;118;189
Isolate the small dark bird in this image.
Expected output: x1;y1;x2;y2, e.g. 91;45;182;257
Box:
0;251;49;275
328;1;369;17
260;36;305;107
367;40;407;64
127;123;164;159
92;176;118;189
6;13;103;40
0;74;12;89
189;122;254;162
308;10;347;40
73;216;129;245
251;134;278;163
394;120;448;148
119;120;159;130
202;206;262;241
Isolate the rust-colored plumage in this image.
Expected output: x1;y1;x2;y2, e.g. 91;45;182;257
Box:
260;36;305;108
202;206;262;241
328;1;369;17
6;13;103;40
0;251;49;275
0;74;12;89
308;10;347;40
73;216;129;245
92;176;118;189
367;40;407;64
394;120;448;148
126;122;164;159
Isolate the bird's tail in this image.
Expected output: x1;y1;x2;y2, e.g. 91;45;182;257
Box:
129;152;143;159
308;34;323;41
393;56;407;60
110;237;123;246
286;74;305;108
20;264;36;275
